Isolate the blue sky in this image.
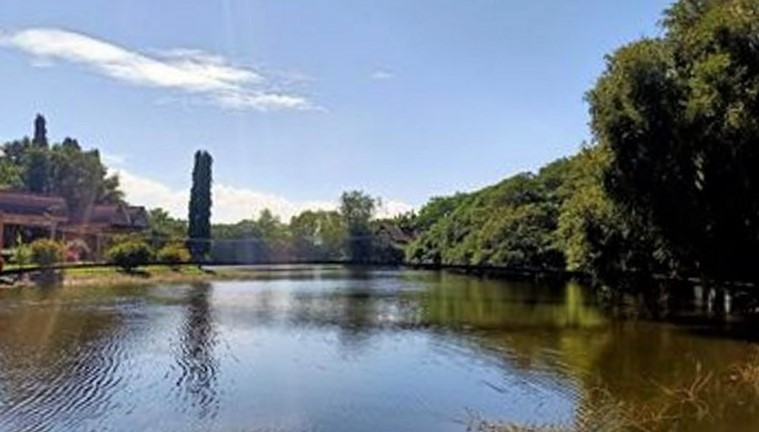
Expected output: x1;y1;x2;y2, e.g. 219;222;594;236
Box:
0;0;670;222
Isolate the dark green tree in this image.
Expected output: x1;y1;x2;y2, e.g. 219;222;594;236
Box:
290;210;346;261
22;147;50;193
588;0;759;284
187;150;213;260
249;209;290;261
33;114;48;148
340;190;377;263
49;140;123;220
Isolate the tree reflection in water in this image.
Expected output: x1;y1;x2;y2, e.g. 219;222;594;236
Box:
173;282;219;420
336;267;379;354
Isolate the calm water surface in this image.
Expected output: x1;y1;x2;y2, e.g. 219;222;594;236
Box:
0;267;757;431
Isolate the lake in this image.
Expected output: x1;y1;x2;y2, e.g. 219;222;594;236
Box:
0;266;757;431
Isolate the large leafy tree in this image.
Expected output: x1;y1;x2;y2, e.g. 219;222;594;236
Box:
588;0;759;283
557;146;664;284
340;190;377;263
49;138;123;220
2;117;123;210
290;210;346;261
254;209;290;260
187;150;213;260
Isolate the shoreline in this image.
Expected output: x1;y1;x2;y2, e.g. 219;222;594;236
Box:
3;265;278;288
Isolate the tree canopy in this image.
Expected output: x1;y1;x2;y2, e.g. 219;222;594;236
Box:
1;115;124;215
589;0;759;283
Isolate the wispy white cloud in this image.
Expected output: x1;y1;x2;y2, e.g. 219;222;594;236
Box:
370;70;395;80
0;28;315;111
377;199;414;218
111;168;412;223
102;152;128;166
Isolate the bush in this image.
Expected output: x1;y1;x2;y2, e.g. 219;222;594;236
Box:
106;239;153;271
12;243;32;266
30;239;64;267
156;243;191;267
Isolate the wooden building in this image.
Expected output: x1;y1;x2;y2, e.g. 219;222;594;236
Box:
0;190;148;260
0;191;68;250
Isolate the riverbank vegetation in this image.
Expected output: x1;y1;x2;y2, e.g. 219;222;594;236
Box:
406;0;759;293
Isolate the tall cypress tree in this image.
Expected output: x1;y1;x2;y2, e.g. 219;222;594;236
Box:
33;114;48;148
188;150;213;260
25;114;50;193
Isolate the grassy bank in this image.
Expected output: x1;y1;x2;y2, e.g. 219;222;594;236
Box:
71;265;295;287
3;263;354;288
2;265;267;288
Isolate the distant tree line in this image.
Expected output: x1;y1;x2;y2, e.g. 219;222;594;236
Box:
148;190;405;264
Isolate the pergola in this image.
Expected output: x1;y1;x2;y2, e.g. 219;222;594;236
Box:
0;191;69;251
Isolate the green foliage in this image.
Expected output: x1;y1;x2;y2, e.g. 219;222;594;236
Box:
2;116;124;211
187;150;213;260
12;241;32;266
340;190;378;263
212;208;348;263
588;0;759;283
106;239;153;271
49;139;123;219
23;146;50;193
33;114;48;148
0;158;23;189
157;243;191;267
556;146;665;283
256;209;290;258
147;208;187;248
289;210;346;261
29;239;64;267
407;159;572;269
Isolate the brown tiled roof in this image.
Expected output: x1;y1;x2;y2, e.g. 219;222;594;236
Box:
79;204;148;228
0;190;68;219
0;190;148;231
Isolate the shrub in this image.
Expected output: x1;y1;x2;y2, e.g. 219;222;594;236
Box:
156;243;191;268
12;243;32;266
106;239;153;271
29;239;64;267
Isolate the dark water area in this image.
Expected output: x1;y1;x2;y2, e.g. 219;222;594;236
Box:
0;267;758;431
